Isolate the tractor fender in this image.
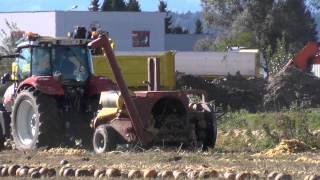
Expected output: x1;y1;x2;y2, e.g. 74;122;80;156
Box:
17;76;64;95
87;75;116;97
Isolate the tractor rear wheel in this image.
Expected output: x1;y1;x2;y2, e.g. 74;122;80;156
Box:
93;125;117;153
11;88;63;150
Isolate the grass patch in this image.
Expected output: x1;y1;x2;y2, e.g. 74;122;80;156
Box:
216;109;320;152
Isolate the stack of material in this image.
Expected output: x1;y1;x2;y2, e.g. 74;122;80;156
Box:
177;73;266;112
264;67;320;110
258;139;310;157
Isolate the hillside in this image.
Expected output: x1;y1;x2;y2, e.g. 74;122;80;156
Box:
170;11;202;33
170;11;215;34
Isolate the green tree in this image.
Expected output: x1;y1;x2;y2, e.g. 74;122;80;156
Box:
213;32;257;51
202;0;248;31
88;0;100;11
201;0;319;77
127;0;141;12
158;0;173;33
195;19;203;34
264;0;317;52
101;0;112;11
101;0;127;11
202;0;317;52
267;33;293;76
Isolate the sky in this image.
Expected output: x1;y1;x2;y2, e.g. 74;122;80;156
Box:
0;0;202;13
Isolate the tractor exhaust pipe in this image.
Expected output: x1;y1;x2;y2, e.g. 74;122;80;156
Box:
147;57;160;91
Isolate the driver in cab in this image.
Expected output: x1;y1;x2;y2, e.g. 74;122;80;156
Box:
32;48;51;76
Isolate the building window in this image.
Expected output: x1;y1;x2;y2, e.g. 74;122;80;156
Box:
132;31;150;47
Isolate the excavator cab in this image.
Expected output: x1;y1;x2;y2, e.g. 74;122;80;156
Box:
284;42;320;74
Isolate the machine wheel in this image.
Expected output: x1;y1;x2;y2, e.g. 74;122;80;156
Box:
11;88;63;150
193;104;217;151
0;105;8;150
202;111;217;149
93;125;117;153
0;125;4;150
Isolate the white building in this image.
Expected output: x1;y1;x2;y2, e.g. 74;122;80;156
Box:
0;11;166;51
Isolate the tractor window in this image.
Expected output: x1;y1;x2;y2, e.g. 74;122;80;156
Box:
52;46;90;81
32;47;51;76
17;48;31;79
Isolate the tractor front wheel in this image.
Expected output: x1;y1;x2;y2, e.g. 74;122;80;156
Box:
11;88;63;150
93;125;117;153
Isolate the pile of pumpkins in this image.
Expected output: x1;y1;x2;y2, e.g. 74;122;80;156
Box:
1;162;319;179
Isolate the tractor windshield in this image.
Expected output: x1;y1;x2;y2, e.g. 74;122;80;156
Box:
52;46;90;81
32;46;92;82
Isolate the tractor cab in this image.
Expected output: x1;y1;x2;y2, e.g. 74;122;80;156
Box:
11;33;93;84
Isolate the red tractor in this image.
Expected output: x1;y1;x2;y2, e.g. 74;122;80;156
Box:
0;32;114;150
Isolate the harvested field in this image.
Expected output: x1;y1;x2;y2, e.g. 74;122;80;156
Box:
1;132;320;179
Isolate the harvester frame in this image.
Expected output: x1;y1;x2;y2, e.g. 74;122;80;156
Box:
89;35;217;152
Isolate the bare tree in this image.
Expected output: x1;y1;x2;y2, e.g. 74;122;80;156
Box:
0;20;22;55
88;0;100;11
0;20;23;74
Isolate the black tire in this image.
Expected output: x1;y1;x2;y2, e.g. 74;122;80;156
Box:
194;104;217;151
0;125;4;150
0;105;8;150
93;125;117;153
203;111;217;149
11;88;63;150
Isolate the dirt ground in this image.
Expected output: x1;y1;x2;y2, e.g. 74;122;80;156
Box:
0;145;320;179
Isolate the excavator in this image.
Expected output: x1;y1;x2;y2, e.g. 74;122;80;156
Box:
283;42;320;73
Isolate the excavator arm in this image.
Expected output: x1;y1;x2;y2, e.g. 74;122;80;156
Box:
284;42;320;72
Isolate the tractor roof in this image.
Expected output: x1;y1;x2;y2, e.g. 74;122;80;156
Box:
17;33;89;48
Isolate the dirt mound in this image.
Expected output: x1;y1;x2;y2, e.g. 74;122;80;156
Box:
256;139;310;157
264;67;320;110
177;73;266;112
177;67;320;111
